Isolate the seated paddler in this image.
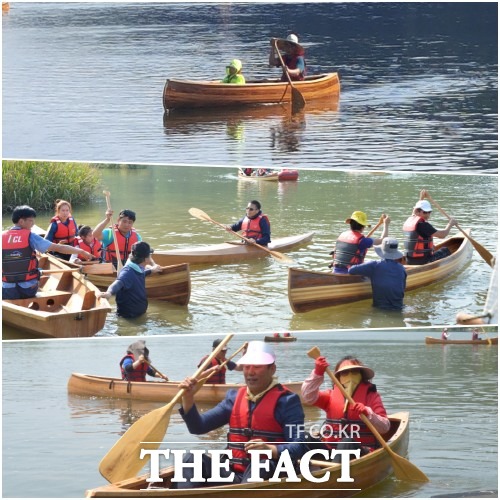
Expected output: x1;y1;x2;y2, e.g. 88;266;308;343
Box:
221;58;245;84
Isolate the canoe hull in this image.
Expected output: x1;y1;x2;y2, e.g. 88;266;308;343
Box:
425;336;498;345
264;336;297;342
153;232;314;266
2;256;111;338
289;232;473;313
68;373;304;404
86;412;410;498
83;263;191;306
163;73;340;110
238;170;299;182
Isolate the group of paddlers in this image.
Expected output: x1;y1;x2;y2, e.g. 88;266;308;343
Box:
441;327;483;341
119;338;388;488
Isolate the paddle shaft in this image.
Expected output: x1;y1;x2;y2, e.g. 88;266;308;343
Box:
273;39;306;112
196;342;248;386
366;214;386;238
147;362;169;381
424;193;494;268
40;268;82;275
103;191;123;273
307;346;429;483
189;208;294;264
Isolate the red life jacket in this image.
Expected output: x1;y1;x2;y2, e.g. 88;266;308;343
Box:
2;228;39;283
104;226;139;264
403;215;434;260
241;214;270;241
282;51;306;81
50;215;78;245
321;382;380;450
120;354;149;381
334;230;367;268
198;356;227;384
74;236;102;261
227;385;289;472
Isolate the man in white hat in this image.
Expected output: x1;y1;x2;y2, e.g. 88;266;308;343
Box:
332;210;390;274
403;191;457;265
301;354;390;462
268;32;306;81
348;236;407;310
175;340;306;488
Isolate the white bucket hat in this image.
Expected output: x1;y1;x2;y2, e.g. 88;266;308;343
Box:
286;33;299;44
374;237;404;260
237;341;276;365
414;200;432;212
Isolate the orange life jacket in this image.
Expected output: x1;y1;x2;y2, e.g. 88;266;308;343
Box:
403;215;434;260
50;215;78;245
321;382;380;450
104;226;139;264
120;354;149;381
241;214;270;241
74;236;102;261
334;230;367;268
198;356;227;384
227;385;288;472
2;228;39;283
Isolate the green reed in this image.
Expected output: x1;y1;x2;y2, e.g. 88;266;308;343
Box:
2;161;102;212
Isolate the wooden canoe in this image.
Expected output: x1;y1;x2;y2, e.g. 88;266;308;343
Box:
238;169;299;182
2;255;111;338
67;373;304;404
153;232;315;266
63;261;191;306
86;412;409;498
425;336;498;345
163;73;340;110
289;231;473;313
264;335;297;342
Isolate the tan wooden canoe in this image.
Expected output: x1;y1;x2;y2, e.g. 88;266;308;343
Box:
2;255;111;338
163;73;340;110
425;336;497;345
289;231;473;313
86;412;409;498
67;373;304;404
153;232;314;266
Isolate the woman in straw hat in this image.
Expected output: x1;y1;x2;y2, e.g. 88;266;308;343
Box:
301;354;390;462
332;211;390;274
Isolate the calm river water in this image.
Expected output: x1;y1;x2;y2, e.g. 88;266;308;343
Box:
1;166;497;338
2;2;497;172
2;330;498;498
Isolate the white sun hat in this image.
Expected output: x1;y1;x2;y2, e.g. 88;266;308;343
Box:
237;341;276;365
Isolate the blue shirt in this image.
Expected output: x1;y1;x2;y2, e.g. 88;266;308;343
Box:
348;259;407;310
108;261;151;318
2;227;52;289
180;387;306;463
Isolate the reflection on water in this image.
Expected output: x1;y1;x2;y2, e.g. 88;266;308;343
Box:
2;2;497;171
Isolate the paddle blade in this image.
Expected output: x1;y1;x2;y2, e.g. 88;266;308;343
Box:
269;249;295;265
391;453;430;483
291;87;306;114
189;207;211;222
99;402;174;483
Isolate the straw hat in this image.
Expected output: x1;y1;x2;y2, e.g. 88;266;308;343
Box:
335;362;374;380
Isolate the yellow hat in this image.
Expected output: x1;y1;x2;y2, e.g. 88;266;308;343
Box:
345;211;371;227
227;59;242;71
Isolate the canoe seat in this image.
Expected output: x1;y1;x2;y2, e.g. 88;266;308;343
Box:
5;291;73;312
64;289;96;312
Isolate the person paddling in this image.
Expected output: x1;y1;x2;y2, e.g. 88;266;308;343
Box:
226;200;271;247
269;33;306;81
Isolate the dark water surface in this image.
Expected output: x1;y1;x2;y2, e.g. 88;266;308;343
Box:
2;166;497;338
2;2;497;172
2;330;497;498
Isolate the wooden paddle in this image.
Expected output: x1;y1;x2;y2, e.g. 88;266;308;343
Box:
147;362;169;381
273;39;306;114
103;190;123;273
99;333;234;483
424;192;495;268
307;346;429;483
188;207;295;265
